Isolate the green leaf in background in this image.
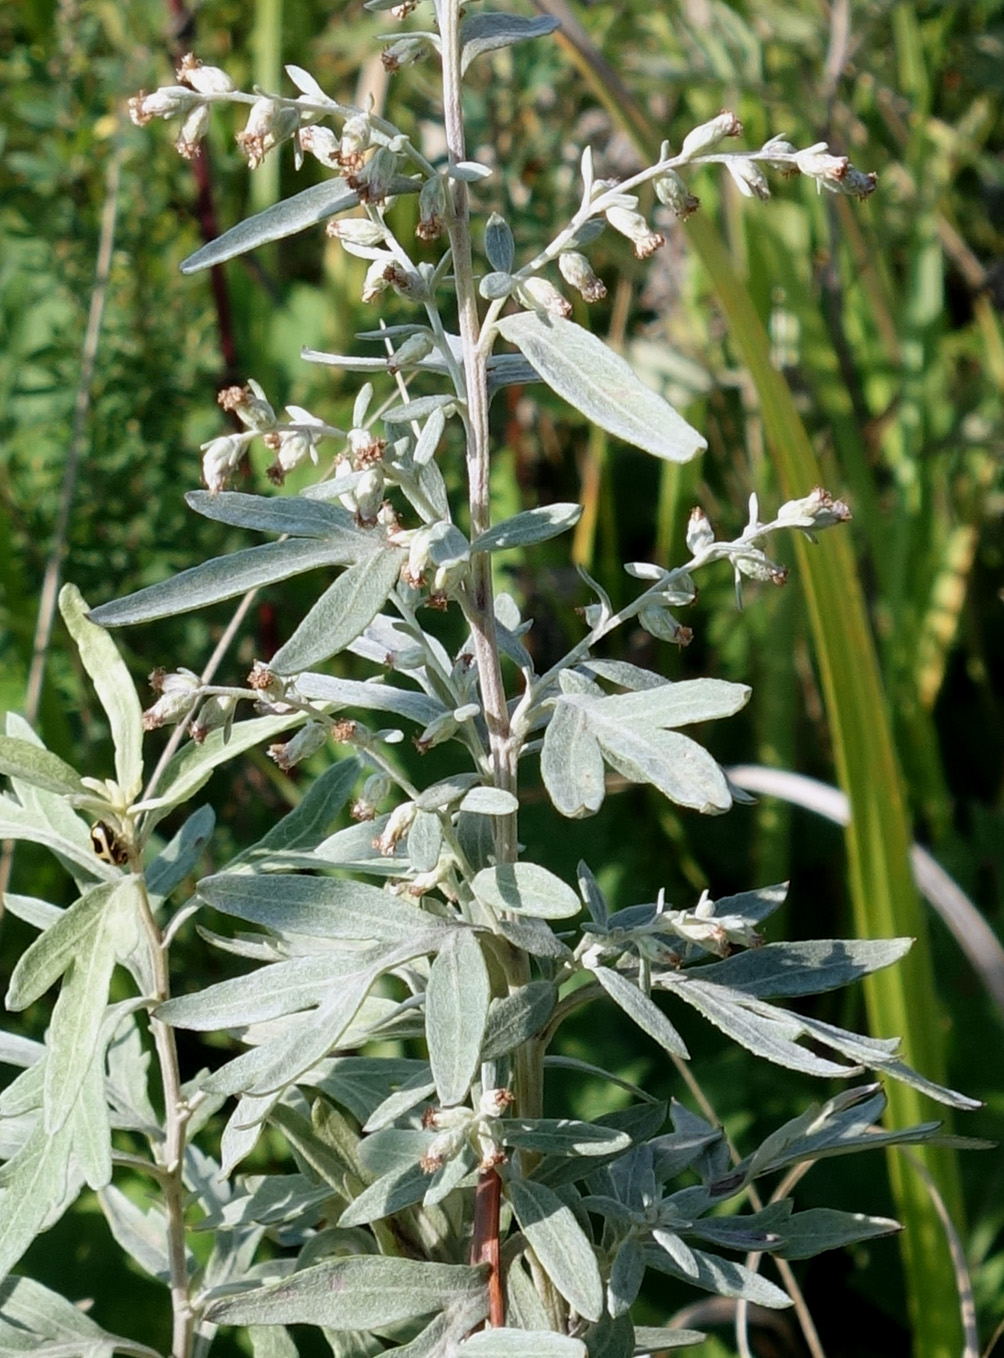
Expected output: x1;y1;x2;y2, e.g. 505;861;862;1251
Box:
496;313;706;464
425;928;490;1107
59;584;143;801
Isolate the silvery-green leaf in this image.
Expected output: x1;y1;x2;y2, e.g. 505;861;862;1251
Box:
457;1332;585;1357
659;976;861;1078
186;490;358;539
383;394;457;425
471;504;582;554
541;701;605;819
181;179;360;273
284;64;335;102
697;939;913;998
318;1056;428;1125
301;349;396;373
459;787;519;815
504;1257;552;1333
358;1127;431;1177
43;930;117;1134
71;1046;112;1190
0;1275;163;1358
589;679;750;729
197;871;448;943
480;270;515;301
59;585;143;801
426;929;490;1106
206;1257;488;1329
482;981;556;1060
296;673;445;726
449;160;493;181
364;1068;437;1132
407;809;443;874
338;1161;432;1227
249;1324;299;1358
0;1120;78;1278
487;354;540;398
632;1327;707;1350
7;880;120;1010
577;862;608;926
0;738;85;798
507;1178;603;1322
579;659;667;691
607;1234;645;1317
417;774;481;810
460;12;559;74
136;713;307;817
594;723;732;814
271;549;405;673
225;760;359;869
651;1228;698;1278
472;863;581;920
484;212;515;273
710;883;789;925
414;406;447;466
0;1029;44;1070
90;539;361;627
156;952;380;1030
499;1119;630;1157
643;1244;792;1308
592;967;689;1059
219;1090;281;1175
267;1103;360;1196
496;313;705;464
496;916;570;959
146;804;215;900
580;1311;633;1358
98;1183;177;1281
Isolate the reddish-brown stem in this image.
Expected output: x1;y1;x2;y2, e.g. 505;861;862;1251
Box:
471;1167;504;1328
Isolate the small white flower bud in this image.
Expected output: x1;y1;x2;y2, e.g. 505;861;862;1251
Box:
604;205;665;259
388;332;434;373
653;168;700;219
267;720;327;771
375;800;417;855
176;104;211;158
201;433;249;494
351;772;392;821
218;379;276;433
348;426;386;467
354;147;398;205
679;110;743;161
639;606;693;647
189;694;237;745
735;551;788;586
361;255;394;303
517;276;572;318
326;216;388;246
417;175;448;240
777;487;851;531
338;114;372;170
236;98;300;170
143;667;201;729
761;136;800;176
176;53;235;95
354;466;385;526
381;36;430;72
129;86;199;126
727;159;771;202
558;251;607;302
299;125;342;168
686;507;715;554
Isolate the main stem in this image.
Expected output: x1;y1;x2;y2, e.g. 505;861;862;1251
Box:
438;0;517;867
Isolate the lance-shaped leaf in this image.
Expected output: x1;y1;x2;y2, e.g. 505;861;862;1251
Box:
471;503;582;553
337;1160;433;1228
206;1256;489;1329
607;1234;645;1317
643;1244;792;1308
7;878;124;1011
540;700;605;819
460;13;560;74
0;1119;79;1281
507;1178;603;1322
592;966;689;1059
472;863;581;920
197;871;450;943
0;738;85;798
425;929;490;1106
696;938;913;998
590;679;750;729
632;1328;708;1352
217;758;359;872
457;1333;585;1357
186;489;362;539
498;1119;631;1157
481;980;557;1060
271;547;405;673
296;673;445;726
586;711;735;815
0;1275;162;1358
146;804;215;899
180;178;361;273
496;313;706;464
60;585;144;801
89;538;364;627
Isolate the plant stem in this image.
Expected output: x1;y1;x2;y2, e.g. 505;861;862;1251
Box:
136;878;193;1358
438;0;517;866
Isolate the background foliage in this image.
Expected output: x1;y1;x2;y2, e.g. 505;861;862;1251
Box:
1;0;1002;1354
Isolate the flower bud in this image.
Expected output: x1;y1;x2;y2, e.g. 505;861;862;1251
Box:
761;135;799;176
735;551;788;586
354;466;385;526
218;379;276;433
517;276;572;318
384;262;427;301
189;694;236;745
653;168;700;219
236;98;300;170
777;486;851;531
247;661;285;698
361;255;394;302
128;86;199;127
639;606;693;647
201;433;249;494
267;720;327;771
678;110;743;161
143;668;200;729
686;506;715;554
299;124;342;168
355;146;398;204
348;426;386;468
326;216;388;247
417;175;448;240
351;773;392;821
176;53;235;95
381;36;430;72
558;251;607;302
338;114;372;170
727;159;770;201
388;332;434;373
375;800;417;854
604;205;664;259
176;104;211;158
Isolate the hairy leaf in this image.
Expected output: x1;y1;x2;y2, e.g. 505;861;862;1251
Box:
507;1178;603;1322
0;739;84;798
271;548;405;673
471;504;582;554
181;179;360;273
460;13;560;74
425;929;490;1106
472;863;581;920
593;967;689;1058
186;490;362;539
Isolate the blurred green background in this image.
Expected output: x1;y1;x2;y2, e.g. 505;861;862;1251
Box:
1;0;1002;1354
